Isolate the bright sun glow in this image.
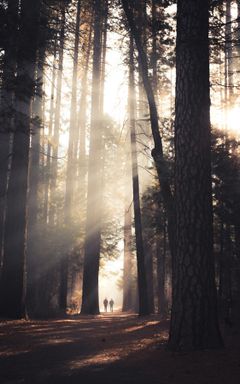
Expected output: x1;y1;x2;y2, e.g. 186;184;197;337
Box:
104;32;128;123
211;106;240;137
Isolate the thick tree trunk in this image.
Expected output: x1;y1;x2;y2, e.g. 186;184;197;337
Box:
0;0;19;274
168;0;223;350
81;0;103;315
128;36;149;316
0;0;41;319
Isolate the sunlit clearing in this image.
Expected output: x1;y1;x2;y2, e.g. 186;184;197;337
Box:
99;254;124;313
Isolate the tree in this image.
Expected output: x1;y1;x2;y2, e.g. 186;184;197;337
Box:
168;0;223;350
0;0;19;273
121;0;175;261
81;0;104;315
128;35;149;315
0;0;41;319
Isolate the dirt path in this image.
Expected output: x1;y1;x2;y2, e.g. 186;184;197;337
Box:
0;313;239;384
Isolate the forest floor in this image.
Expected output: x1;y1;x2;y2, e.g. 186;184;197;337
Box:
0;313;240;384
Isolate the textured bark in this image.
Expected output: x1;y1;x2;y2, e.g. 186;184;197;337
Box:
168;0;223;350
0;0;19;273
81;0;103;315
129;36;149;316
0;0;41;319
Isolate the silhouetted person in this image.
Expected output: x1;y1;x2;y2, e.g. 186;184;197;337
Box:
109;298;114;312
103;298;108;312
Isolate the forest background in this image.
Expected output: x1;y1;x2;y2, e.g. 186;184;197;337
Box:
0;0;239;353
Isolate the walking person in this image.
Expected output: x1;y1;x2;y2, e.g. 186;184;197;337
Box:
103;298;108;312
109;298;114;312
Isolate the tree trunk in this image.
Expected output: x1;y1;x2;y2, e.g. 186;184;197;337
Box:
168;0;223;350
128;35;149;316
65;0;81;224
77;24;93;191
0;0;41;319
225;0;234;103
81;0;103;315
121;0;175;261
49;5;65;227
0;0;19;275
156;218;168;317
26;46;45;315
122;196;134;312
151;0;158;92
59;0;82;314
43;43;57;224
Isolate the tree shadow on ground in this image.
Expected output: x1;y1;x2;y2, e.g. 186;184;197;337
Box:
0;314;239;384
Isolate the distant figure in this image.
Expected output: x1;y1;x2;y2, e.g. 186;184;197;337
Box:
103;298;108;312
109;298;114;312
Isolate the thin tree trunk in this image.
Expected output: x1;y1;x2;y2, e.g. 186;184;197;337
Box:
128;35;149;316
122;193;134;312
151;0;158;92
156;216;167;317
26;46;45;314
59;0;82;314
43;43;57;224
77;26;92;195
121;0;175;261
65;0;81;224
49;5;65;227
81;0;103;315
225;0;234;102
77;24;93;180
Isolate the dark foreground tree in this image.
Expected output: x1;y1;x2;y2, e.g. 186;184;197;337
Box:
168;0;223;350
0;0;41;319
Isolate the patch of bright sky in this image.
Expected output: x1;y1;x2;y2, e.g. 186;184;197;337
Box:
210;1;240;137
104;32;128;124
